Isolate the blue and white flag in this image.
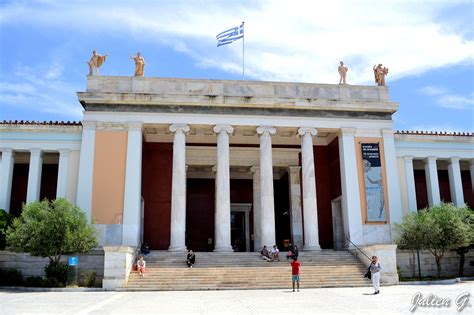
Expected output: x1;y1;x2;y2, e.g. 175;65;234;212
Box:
216;23;244;47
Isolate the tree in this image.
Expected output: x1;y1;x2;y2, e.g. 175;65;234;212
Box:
454;206;474;277
395;211;430;279
6;198;98;264
423;203;472;278
0;209;14;249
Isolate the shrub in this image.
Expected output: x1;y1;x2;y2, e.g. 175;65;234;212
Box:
24;276;46;287
85;271;97;287
45;262;74;286
0;209;14;250
0;268;24;286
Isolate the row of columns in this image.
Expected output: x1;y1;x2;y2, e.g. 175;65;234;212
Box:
403;156;472;211
167;124;322;252
0;148;71;212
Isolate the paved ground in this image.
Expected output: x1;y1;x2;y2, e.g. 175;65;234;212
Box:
1;282;473;314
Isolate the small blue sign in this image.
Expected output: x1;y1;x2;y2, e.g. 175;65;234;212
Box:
68;256;78;266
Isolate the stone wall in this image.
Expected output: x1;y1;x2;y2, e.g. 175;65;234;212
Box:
0;249;104;285
397;250;474;278
351;244;399;285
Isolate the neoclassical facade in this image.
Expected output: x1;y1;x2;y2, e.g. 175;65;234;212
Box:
1;76;473;255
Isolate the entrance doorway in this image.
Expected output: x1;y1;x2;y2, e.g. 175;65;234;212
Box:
231;203;251;252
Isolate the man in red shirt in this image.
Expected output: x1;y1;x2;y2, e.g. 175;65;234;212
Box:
291;257;301;292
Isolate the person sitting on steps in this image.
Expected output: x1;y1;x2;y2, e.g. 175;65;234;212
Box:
271;244;280;262
260;245;271;261
187;249;196;268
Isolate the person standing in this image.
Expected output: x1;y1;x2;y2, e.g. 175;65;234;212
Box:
291;257;301;292
370;255;382;294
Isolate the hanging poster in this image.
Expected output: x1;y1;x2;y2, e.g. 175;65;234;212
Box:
361;143;386;221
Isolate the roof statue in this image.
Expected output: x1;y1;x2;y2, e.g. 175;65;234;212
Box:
131;52;146;77
373;64;389;86
338;61;348;84
87;50;107;76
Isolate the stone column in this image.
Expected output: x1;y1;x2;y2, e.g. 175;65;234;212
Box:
403;156;417;212
0;149;15;212
424;157;441;206
77;121;97;222
447;157;464;206
26;148;43;203
213;125;234;252
250;166;262;251
381;129;403;225
298;127;321;251
168;124;190;251
288;166;303;248
122;122;143;246
338;128;363;246
256;126;276;248
56;149;70;198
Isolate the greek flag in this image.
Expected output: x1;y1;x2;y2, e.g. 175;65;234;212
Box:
216;23;244;47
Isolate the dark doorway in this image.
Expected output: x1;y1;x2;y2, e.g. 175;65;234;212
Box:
231;211;246;252
274;172;291;250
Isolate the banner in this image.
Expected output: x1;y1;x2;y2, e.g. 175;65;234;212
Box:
361;143;386;221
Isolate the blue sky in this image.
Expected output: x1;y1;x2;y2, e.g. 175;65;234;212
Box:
0;0;472;132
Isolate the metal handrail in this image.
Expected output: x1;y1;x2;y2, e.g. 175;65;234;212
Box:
346;236;372;262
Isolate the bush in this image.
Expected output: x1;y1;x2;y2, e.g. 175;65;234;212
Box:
45;262;74;286
24;276;46;287
0;209;14;250
0;268;24;286
85;271;97;287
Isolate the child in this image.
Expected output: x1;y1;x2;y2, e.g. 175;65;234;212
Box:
137;255;146;277
291;257;301;292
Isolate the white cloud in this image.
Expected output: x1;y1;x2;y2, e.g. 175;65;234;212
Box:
419;85;473;110
0;0;473;85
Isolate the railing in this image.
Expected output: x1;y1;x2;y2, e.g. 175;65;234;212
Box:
346;236;372;262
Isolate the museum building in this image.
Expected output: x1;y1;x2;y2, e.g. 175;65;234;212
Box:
0;76;473;256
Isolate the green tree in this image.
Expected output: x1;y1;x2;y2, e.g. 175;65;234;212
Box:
423;203;472;278
395;211;429;278
0;209;14;250
6;198;98;264
454;206;474;277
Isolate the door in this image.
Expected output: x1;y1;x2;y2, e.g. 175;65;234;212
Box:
231;211;246;252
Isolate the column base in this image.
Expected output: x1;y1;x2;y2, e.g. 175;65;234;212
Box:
168;245;187;252
213;245;234;252
302;245;321;251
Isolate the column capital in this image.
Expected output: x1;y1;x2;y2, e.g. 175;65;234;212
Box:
211;165;217;173
298;127;318;137
82;120;97;130
127;121;143;131
288;165;301;173
169;124;190;133
403;155;414;162
58;149;71;157
29;148;43;157
425;156;437;163
339;128;356;136
250;165;260;174
256;126;276;136
448;157;461;164
1;149;14;156
381;129;395;137
213;125;234;135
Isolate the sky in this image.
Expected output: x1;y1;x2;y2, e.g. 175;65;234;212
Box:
0;0;473;132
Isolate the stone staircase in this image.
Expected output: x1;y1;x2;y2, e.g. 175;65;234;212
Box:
124;250;371;291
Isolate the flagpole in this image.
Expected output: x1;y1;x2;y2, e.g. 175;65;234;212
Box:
242;21;245;81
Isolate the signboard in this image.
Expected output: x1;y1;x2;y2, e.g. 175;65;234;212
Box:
68;256;78;266
361;143;386;222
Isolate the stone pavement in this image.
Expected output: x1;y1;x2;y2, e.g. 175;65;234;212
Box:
0;282;473;314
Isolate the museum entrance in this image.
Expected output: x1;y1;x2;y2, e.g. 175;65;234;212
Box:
230;204;251;252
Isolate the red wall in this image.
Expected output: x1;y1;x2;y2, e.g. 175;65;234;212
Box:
141;143;173;250
10;164;28;216
461;170;473;209
438;170;452;203
40;164;58;201
414;170;429;210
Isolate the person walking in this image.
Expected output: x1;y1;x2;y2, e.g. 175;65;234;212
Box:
370;255;382;294
291;257;301;292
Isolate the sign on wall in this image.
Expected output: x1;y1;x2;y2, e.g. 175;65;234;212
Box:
361;143;386;222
